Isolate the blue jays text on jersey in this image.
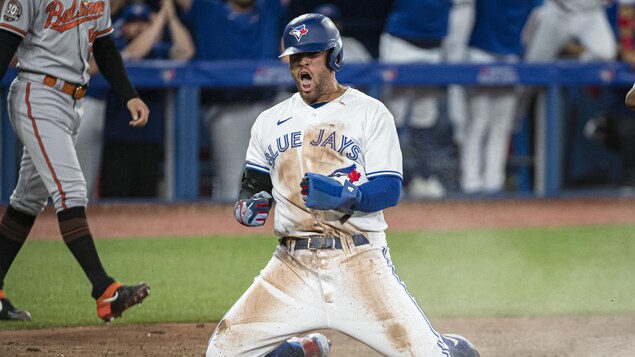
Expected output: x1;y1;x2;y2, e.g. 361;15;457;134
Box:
264;129;362;168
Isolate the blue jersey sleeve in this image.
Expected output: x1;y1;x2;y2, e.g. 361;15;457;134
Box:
355;175;402;212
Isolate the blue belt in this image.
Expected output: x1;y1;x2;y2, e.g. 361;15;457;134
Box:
280;234;369;250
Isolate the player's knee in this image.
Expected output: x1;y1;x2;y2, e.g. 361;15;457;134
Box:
52;184;88;212
583;44;616;62
9;197;47;217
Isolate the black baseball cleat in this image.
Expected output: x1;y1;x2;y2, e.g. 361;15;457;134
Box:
96;282;150;322
0;298;32;321
442;334;480;357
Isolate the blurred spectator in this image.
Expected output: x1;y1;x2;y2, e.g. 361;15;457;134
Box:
116;0;194;61
459;0;537;195
76;0;133;200
584;88;635;189
99;1;195;198
312;3;372;63
181;0;290;202
379;0;452;199
523;0;616;62
443;0;476;147
616;0;635;67
519;0;618;194
583;1;635;190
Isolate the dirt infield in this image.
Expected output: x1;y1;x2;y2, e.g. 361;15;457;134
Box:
2;197;635;356
2;315;635;357
25;197;635;239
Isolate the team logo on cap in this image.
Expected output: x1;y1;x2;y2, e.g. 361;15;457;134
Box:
289;24;308;41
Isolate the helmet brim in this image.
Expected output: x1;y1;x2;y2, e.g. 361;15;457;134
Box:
278;43;334;58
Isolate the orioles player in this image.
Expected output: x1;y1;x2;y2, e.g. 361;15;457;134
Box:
0;0;149;321
206;13;480;356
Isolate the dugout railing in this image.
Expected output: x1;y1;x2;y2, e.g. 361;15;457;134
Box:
2;60;634;203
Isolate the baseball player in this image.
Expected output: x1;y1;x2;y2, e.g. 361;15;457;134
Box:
0;0;150;321
379;0;453;199
444;0;475;147
524;0;618;62
206;13;480;356
460;0;537;194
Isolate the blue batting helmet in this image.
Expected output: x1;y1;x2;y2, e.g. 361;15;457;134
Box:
279;13;344;72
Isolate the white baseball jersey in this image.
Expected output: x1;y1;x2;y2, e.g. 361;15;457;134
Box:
209;87;452;357
245;87;403;239
0;0;113;84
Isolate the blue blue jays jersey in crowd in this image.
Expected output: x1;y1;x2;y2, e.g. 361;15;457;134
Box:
185;0;287;60
468;0;539;56
384;0;452;41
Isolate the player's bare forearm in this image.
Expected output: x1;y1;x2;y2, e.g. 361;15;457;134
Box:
122;9;168;61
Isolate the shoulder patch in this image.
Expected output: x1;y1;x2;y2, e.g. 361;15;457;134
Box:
3;0;22;22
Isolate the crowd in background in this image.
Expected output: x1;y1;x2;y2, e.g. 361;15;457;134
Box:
66;0;635;201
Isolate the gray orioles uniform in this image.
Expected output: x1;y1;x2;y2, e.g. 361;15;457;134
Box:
0;0;112;214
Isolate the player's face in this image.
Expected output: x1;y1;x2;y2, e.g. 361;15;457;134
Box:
289;51;339;105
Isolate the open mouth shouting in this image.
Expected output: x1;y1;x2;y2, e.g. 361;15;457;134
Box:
299;71;313;93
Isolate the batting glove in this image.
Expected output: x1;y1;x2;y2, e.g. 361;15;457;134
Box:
301;172;361;214
235;191;273;227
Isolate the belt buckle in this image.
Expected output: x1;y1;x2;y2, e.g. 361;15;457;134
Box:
73;85;87;99
307;237;317;251
325;236;335;249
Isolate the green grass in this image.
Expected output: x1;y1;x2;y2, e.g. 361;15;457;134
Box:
2;224;635;330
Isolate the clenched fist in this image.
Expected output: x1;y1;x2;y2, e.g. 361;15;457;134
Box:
234;191;273;227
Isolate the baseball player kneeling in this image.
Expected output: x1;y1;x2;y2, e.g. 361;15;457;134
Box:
206;13;480;357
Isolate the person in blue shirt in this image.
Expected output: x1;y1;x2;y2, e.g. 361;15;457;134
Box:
181;0;290;202
100;0;195;198
379;0;453;199
460;0;538;195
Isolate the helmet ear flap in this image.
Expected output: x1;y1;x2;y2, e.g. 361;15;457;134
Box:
327;44;344;72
